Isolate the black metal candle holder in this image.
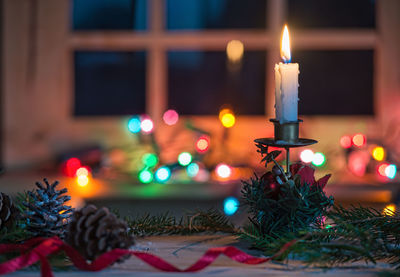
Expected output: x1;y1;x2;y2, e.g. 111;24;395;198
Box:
254;119;317;173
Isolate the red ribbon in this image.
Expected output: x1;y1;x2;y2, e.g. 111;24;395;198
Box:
0;237;297;276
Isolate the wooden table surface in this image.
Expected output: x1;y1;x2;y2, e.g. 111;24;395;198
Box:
9;235;395;276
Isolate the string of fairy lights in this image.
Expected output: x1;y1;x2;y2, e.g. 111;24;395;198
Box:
60;111;398;216
298;133;398;181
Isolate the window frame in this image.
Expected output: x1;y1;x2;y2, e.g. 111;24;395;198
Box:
69;0;377;119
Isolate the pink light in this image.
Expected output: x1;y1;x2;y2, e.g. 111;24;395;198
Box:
216;164;232;179
340;135;352;148
163;109;179;126
141;118;154;133
352;133;366;148
348;151;369;177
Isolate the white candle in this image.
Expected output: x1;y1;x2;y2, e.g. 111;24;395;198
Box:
274;25;299;123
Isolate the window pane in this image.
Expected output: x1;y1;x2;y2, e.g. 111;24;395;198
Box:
167;0;266;30
168;51;266;115
288;0;375;29
72;0;147;30
74;51;146;116
296;50;374;116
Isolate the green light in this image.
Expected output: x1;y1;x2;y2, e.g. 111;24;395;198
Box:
155;166;171;183
142;153;158;168
138;170;153;184
187;163;199;177
178;152;192;166
312;152;326;167
325;224;332;229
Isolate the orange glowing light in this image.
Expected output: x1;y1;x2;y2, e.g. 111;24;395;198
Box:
226;40;244;63
340;135;352;149
219;108;235;128
77;175;89;187
352;133;366;147
196;136;210;153
281;25;291;63
383;204;396;216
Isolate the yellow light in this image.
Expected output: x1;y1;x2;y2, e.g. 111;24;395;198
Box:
76;167;89;177
219;108;235;128
372;146;385;161
280;25;291;63
226;40;244;63
77;175;89;187
383;204;396;216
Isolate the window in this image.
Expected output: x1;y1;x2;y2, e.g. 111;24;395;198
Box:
74;51;146;116
70;0;376;117
168;51;266;115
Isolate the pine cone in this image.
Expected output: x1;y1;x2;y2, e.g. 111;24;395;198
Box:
66;205;134;261
0;192;18;230
22;178;74;238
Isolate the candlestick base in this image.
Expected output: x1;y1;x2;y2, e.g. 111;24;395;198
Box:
255;118;318;173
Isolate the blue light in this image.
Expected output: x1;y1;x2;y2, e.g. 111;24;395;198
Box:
128;117;141;133
186;163;199;177
386;164;397;179
155;166;171;183
223;197;239;216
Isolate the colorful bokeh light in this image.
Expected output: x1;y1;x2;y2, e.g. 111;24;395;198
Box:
223;197;239;216
372;146;385;161
76;167;90;177
128;116;141;133
352;133;366;148
138;170;153;184
155;166;171;183
219;108;235;128
142;153;158;168
226;40;244;63
64;157;82;177
312;152;325;167
383;204;396;216
340;135;352;148
385;164;397;179
163;109;179;126
216;163;232;179
178;152;192;166
196;136;210;153
378;163;389;177
187;163;200;177
300;149;314;163
77;175;89;187
141;118;154;133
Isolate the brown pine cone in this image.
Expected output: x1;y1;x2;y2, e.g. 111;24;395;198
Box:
65;205;134;261
0;192;18;230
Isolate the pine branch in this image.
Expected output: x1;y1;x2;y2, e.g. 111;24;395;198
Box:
127;208;236;236
239;205;400;269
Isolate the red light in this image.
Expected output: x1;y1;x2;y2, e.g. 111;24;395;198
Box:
196;136;210;153
378;163;389;177
340;135;352;148
352;133;366;148
64;157;81;177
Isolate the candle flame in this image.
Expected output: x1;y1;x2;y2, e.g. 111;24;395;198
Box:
281;25;291;63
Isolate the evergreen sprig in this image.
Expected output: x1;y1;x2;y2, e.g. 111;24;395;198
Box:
239;205;400;269
127;208;236;236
